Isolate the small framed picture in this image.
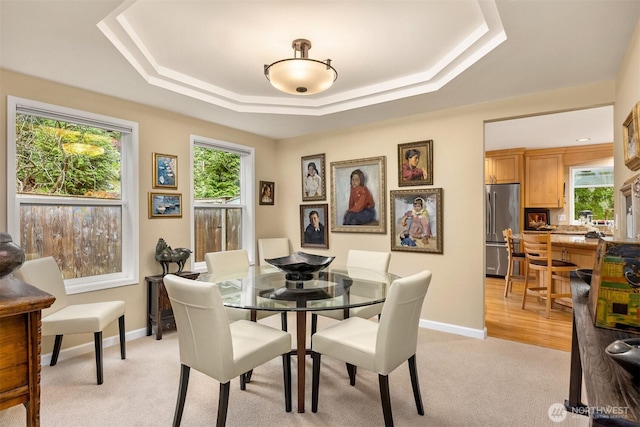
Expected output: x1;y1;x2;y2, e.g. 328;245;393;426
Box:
259;181;275;205
301;153;326;201
524;208;551;231
331;156;386;234
153;153;178;189
390;188;443;253
148;192;182;218
398;140;433;186
300;204;329;249
623;103;640;171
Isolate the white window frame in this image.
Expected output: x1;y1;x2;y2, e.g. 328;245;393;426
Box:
190;135;255;272
568;160;614;224
6;96;139;294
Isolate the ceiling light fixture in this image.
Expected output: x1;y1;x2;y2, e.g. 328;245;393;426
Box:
264;39;337;95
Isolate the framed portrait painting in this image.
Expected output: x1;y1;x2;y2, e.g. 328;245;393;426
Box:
398;140;433;186
148;192;182;218
301;153;326;201
524;208;550;231
259;181;275;205
623;103;640;171
331;156;386;234
300;204;329;249
390;188;443;253
153;153;178;189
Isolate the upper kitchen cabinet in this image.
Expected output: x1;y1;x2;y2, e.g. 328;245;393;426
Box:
485;148;525;184
525;149;564;208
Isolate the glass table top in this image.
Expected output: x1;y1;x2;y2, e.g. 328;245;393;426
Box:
198;265;398;312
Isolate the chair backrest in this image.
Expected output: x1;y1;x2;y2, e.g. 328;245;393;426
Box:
257;238;290;266
502;228;521;258
347;249;391;272
205;250;250;273
522;232;553;267
13;256;68;316
163;274;235;382
375;270;432;374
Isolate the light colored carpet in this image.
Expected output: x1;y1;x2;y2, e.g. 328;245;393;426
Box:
1;314;589;426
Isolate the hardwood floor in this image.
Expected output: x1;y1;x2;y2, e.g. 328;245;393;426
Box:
485;276;573;352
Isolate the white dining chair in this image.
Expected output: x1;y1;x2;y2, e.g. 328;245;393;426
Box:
311;270;432;426
13;256;126;385
257;238;291;265
163;274;292;426
310;249;391;334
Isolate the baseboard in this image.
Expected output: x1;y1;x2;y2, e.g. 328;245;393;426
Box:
419;319;487;339
40;327;148;366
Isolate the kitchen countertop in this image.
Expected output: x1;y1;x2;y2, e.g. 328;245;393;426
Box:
512;233;607;249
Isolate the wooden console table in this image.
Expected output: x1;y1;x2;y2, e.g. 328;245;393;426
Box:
0;273;55;427
566;275;640;426
146;271;199;340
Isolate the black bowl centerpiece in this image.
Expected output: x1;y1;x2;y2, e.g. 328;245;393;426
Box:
575;268;593;286
265;251;335;282
605;338;640;388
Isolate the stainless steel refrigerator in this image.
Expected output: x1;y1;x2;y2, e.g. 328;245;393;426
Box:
486;183;520;276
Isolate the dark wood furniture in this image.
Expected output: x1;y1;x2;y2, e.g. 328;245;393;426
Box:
566;275;640;426
0;273;55;427
146;271;199;340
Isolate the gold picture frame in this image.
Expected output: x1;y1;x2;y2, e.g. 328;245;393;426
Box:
300;204;329;249
623;103;640;171
331;156;386;234
153;153;178;189
397;140;433;186
390;188;443;253
148;192;182;218
301;153;326;201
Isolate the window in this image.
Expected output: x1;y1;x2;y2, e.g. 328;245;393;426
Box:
191;135;255;271
569;163;614;224
7;96;139;294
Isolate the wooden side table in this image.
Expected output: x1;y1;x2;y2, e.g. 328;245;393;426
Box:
146;271;199;340
0;273;55;427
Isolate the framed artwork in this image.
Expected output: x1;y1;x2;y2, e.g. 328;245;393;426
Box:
390;188;443;253
398;140;433;186
301;153;326;201
524;208;550;230
331;156;386;234
300;204;329;249
623;103;640;171
259;181;275;205
148;192;182;218
153;153;178;189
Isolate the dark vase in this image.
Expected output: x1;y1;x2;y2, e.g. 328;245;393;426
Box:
0;232;26;277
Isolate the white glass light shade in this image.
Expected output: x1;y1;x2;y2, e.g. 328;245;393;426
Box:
265;58;337;95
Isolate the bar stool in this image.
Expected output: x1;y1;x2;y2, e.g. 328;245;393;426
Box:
521;232;577;318
502;228;526;297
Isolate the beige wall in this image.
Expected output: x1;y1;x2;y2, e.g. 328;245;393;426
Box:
614;19;640;228
0;69;279;350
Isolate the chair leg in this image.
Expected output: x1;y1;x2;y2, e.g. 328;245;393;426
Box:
504;258;513;297
240;372;247;390
94;331;103;385
50;335;63;366
346;363;357;386
281;312;288;331
173;364;190;427
408;355;424;415
118;315;126;360
521;263;530;310
217;381;231;427
311;351;321;413
311;313;318;335
378;374;394;427
282;353;292;412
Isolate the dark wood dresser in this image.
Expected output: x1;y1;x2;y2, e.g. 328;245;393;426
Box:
146;271;199;340
0;273;55;427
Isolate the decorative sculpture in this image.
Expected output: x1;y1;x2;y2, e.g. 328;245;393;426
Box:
0;232;25;277
155;238;192;275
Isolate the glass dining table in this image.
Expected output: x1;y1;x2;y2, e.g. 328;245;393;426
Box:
198;264;398;413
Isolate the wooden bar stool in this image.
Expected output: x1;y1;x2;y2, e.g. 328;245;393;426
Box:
521;232;577;318
502;228;526;297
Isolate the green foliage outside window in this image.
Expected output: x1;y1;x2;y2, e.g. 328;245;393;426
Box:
574;187;614;220
193;146;240;199
15;114;122;198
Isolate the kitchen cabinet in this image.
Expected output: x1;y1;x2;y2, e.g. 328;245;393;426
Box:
485;149;524;184
525;151;564;208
